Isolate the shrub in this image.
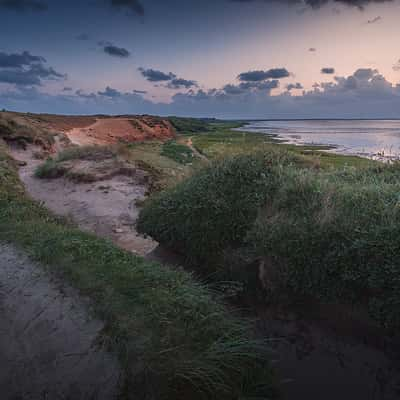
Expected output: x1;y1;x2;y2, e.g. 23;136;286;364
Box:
34;158;67;179
247;165;400;329
57;145;116;162
137;150;303;266
161;140;194;164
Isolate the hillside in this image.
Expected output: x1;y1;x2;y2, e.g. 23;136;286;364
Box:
0;111;176;150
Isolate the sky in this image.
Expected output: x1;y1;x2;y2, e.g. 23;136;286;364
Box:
1;0;400;118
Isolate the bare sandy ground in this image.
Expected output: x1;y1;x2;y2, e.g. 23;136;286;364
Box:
12;147;157;256
0;243;121;399
66;117;175;146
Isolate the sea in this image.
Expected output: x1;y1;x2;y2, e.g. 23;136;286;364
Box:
238;119;400;161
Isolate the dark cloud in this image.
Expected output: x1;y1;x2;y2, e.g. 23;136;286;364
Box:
0;64;64;86
238;68;290;81
139;68;176;82
75;89;97;99
138;67;197;91
309;47;317;52
321;67;335;74
0;0;48;12
367;16;382;23
63;87;72;91
393;59;400;72
109;0;144;16
221;79;280;95
230;0;394;11
167;78;198;89
76;33;90;41
0;51;45;68
0;51;64;86
97;86;122;97
101;43;131;58
286;82;303;90
133;89;147;94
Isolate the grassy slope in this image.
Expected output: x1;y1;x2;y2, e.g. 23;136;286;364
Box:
0;140;277;399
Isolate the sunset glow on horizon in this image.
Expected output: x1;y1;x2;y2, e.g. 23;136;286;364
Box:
1;0;400;118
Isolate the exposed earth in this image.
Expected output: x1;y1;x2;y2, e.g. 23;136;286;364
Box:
66;116;175;146
0;243;121;400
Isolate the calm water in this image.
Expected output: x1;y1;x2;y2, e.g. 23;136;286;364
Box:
240;120;400;160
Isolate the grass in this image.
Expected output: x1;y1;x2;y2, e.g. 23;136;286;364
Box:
168;116;214;134
0;140;278;399
0;112;55;149
138;150;400;331
190;124;375;169
34;145;120;180
161;140;194;164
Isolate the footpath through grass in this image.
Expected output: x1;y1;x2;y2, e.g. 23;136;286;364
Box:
0;141;278;400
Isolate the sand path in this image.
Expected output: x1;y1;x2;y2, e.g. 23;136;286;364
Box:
11;147;158;256
0;243;121;399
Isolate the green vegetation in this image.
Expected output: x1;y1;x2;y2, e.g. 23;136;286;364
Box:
0;112;55;149
161;140;194;164
56;145;116;162
0;140;277;399
190;124;375;169
138;150;400;330
35;158;68;179
34;145;120;180
168;116;213;134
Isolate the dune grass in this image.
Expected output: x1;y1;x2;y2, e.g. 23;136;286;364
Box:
0;141;278;399
137;149;400;330
161;140;194;164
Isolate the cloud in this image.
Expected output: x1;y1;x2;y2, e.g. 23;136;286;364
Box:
0;0;48;12
97;86;122;97
76;33;90;41
138;68;176;82
0;51;45;68
321;67;335;74
286;82;303;90
133;89;147;94
108;0;144;16
167;78;198;89
367;16;382;24
230;0;395;11
0;51;65;86
3;68;400;119
309;47;317;52
63;87;72;92
393;59;400;71
238;68;290;81
101;43;131;58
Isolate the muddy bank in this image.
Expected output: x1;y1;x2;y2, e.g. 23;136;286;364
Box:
0;243;121;399
256;308;400;400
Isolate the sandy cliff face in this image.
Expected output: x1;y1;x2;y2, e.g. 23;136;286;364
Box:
0;112;176;150
65;116;176;146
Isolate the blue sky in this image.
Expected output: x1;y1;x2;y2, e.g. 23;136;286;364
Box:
1;0;400;118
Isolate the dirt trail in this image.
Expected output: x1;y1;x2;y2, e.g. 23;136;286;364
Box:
11;147;157;256
0;243;121;399
187;137;209;162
